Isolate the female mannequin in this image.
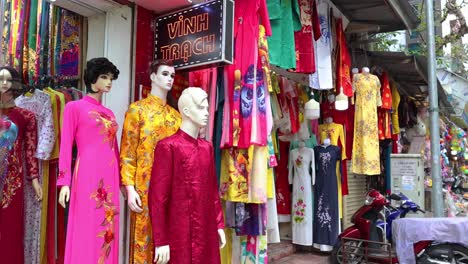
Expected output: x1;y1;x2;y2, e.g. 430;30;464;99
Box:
120;60;181;263
351;66;381;175
57;58;121;264
289;140;315;246
313;132;341;251
0;66;40;264
149;87;225;264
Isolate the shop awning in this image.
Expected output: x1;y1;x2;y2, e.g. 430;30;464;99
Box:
331;0;419;33
361;51;453;113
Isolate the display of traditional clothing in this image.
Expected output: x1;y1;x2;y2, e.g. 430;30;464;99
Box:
313;144;340;247
294;0;321;73
267;0;301;70
351;72;381;175
0;106;38;264
149;130;224;264
15;89;55;264
289;146;315;245
275;140;292;221
223;0;271;148
120;94;181;263
310;0;333;90
57;96;120;264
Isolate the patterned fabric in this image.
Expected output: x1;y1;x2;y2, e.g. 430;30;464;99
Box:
59;9;80;76
289;147;315;245
57;96;120;263
15;90;55;160
0;117;18;203
318;122;346;159
351;73;381;175
0;106;38;264
120;94;181;263
391;81;401;134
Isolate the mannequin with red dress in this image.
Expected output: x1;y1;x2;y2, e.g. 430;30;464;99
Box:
149;87;225;264
0;66;42;264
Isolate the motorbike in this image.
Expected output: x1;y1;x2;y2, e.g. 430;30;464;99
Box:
331;189;468;263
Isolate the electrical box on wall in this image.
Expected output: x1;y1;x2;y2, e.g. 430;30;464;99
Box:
390;154;425;217
154;0;234;70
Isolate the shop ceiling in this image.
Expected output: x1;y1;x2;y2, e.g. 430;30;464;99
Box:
132;0;202;14
331;0;419;33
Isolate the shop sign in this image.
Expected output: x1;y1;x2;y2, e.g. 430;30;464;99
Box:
154;0;234;69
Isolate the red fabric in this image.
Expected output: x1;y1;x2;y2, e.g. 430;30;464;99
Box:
335;18;353;97
149;130;224;264
0;107;38;264
295;27;315;73
312;0;321;41
378;109;392;140
276;141;292;215
134;5;155;102
46;160;58;264
379;72;392;110
225;0;271;148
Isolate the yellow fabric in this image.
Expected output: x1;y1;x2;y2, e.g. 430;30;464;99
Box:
220;147;254;203
391;81;401;134
43;89;60;159
336;162;342;219
120;94;181;263
39;161;49;264
267;167;274;199
318;122;347;160
351;73;381;175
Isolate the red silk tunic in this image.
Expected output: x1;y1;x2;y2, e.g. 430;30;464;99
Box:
149;130;225;264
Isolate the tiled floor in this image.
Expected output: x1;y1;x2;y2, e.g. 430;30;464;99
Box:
271;252;330;264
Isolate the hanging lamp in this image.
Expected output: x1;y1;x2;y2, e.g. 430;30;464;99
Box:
335;87;348;110
305;90;320;120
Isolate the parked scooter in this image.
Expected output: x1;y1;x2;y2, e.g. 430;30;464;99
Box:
331;189;468;263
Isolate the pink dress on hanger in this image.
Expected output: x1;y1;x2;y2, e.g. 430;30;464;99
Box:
57;96;120;264
223;0;271;148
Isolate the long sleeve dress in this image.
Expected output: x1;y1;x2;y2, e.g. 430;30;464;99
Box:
57;95;120;264
149;130;225;264
289;147;315;246
120;94;181;263
351;73;381;175
0;106;38;264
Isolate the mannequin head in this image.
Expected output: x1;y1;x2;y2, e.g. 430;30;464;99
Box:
351;68;359;74
362;67;370;74
149;60;175;92
178;87;209;128
0;66;22;107
84;58;120;94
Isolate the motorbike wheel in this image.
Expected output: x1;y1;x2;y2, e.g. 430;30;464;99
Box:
417;243;468;263
330;240;364;264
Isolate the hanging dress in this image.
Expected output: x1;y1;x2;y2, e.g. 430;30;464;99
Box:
0;106;38;264
313;145;340;246
57;96;120;264
351;73;381;175
289;147;315;245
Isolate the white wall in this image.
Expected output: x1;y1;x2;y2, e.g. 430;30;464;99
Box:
86;14;106;59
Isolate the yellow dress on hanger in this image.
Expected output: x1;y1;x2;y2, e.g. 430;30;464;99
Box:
351;73;381;175
120;95;181;263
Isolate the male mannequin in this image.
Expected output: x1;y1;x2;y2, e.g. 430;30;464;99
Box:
120;60;182;263
149;87;225;264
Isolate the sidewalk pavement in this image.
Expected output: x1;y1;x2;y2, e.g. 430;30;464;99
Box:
270;252;330;264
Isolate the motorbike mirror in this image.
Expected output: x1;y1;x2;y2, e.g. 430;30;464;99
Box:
390;194;402;201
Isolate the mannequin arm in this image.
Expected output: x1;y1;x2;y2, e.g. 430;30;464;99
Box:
154;245;170;264
32;178;43;201
125;185;143;213
58;186;70;208
218;229;226;248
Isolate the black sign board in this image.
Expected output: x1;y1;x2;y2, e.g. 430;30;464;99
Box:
154;0;234;70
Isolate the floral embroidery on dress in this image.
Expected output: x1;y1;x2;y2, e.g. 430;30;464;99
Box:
293;198;306;223
1;154;20;208
316;194;332;231
58;169;66;180
90;179;118;264
89;111;118;150
295;155;303;168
